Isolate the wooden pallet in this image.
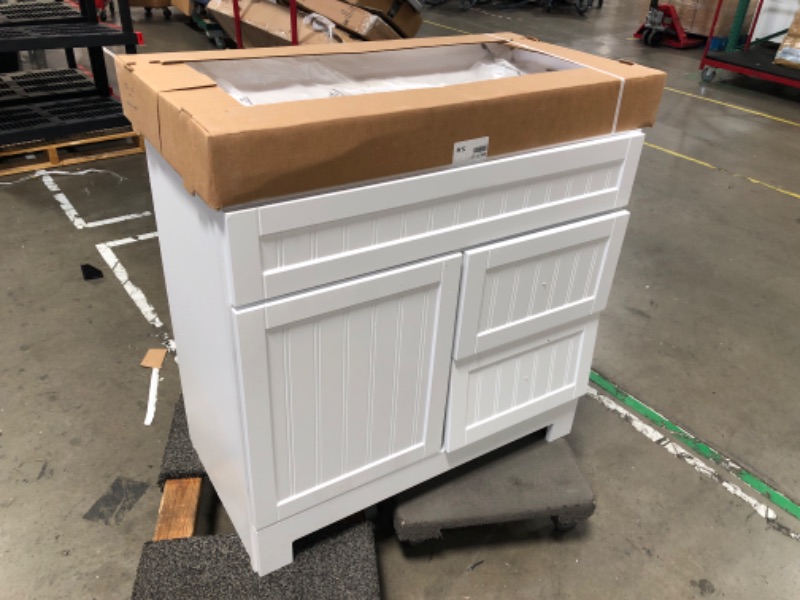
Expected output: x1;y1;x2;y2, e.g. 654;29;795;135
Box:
154;477;203;541
0;129;144;177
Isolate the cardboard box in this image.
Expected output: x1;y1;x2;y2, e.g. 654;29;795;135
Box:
129;0;172;8
775;10;800;69
115;33;666;209
345;0;421;37
172;0;193;16
291;0;400;40
208;0;359;47
666;0;756;37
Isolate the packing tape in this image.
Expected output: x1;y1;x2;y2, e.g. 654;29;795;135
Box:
304;13;337;40
486;34;625;133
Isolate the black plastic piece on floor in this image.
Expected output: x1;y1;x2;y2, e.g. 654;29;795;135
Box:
80;263;103;280
131;522;381;600
158;396;205;489
393;435;595;542
0;69;97;107
0;95;128;146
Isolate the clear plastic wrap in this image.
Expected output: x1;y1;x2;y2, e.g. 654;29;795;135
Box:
193;42;577;106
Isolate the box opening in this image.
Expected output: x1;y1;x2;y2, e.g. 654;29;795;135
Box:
191;42;582;106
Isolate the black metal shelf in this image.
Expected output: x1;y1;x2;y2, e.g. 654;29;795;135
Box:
0;0;138;144
0;22;138;51
0;68;97;106
0;94;128;145
0;2;85;26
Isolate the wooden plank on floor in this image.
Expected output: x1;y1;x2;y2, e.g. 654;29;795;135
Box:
153;477;203;541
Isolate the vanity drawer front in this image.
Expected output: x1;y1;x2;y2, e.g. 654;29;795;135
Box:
226;131;643;306
453;210;629;361
446;319;598;451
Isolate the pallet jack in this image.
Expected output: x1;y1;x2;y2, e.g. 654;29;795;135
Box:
634;0;706;48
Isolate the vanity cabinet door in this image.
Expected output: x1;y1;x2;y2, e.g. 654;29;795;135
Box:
234;254;462;523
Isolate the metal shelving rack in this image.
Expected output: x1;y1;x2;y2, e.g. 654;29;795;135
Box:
0;0;139;146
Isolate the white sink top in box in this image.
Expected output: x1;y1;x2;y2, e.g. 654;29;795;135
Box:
117;33;664;208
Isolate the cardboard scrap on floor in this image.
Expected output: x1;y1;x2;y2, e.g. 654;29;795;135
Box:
775;11;800;70
141;348;168;369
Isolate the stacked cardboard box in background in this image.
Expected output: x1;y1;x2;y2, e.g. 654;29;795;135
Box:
345;0;422;37
774;10;800;69
208;0;420;47
663;0;757;37
209;0;358;46
172;0;192;15
296;0;401;39
129;0;172;10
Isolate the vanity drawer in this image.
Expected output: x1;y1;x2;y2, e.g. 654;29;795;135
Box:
453;210;629;361
225;131;643;306
446;318;599;451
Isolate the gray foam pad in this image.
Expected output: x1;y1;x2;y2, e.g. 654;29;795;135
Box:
394;436;595;542
131;522;381;600
158;396;205;489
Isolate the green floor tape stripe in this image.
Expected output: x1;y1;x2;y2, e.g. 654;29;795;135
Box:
589;370;800;521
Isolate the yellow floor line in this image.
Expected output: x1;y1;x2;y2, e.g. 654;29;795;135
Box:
644;142;716;170
664;87;800;129
645;142;800;200
423;20;473;35
743;177;800;200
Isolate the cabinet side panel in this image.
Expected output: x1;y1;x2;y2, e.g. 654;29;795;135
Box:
146;146;254;551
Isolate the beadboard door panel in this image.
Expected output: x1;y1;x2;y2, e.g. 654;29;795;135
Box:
234;254;462;523
446;319;599;451
453;211;629;361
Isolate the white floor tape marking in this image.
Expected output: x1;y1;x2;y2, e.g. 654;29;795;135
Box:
104;231;159;247
96;233;163;328
0;168;122;187
144;367;160;426
38;170;151;229
585;387;799;537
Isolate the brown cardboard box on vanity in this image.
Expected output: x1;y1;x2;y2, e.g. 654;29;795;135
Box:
115;33;666;210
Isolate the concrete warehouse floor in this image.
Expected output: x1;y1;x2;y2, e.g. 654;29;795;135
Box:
2;0;800;598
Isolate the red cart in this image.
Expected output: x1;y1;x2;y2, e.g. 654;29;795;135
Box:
699;0;800;89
